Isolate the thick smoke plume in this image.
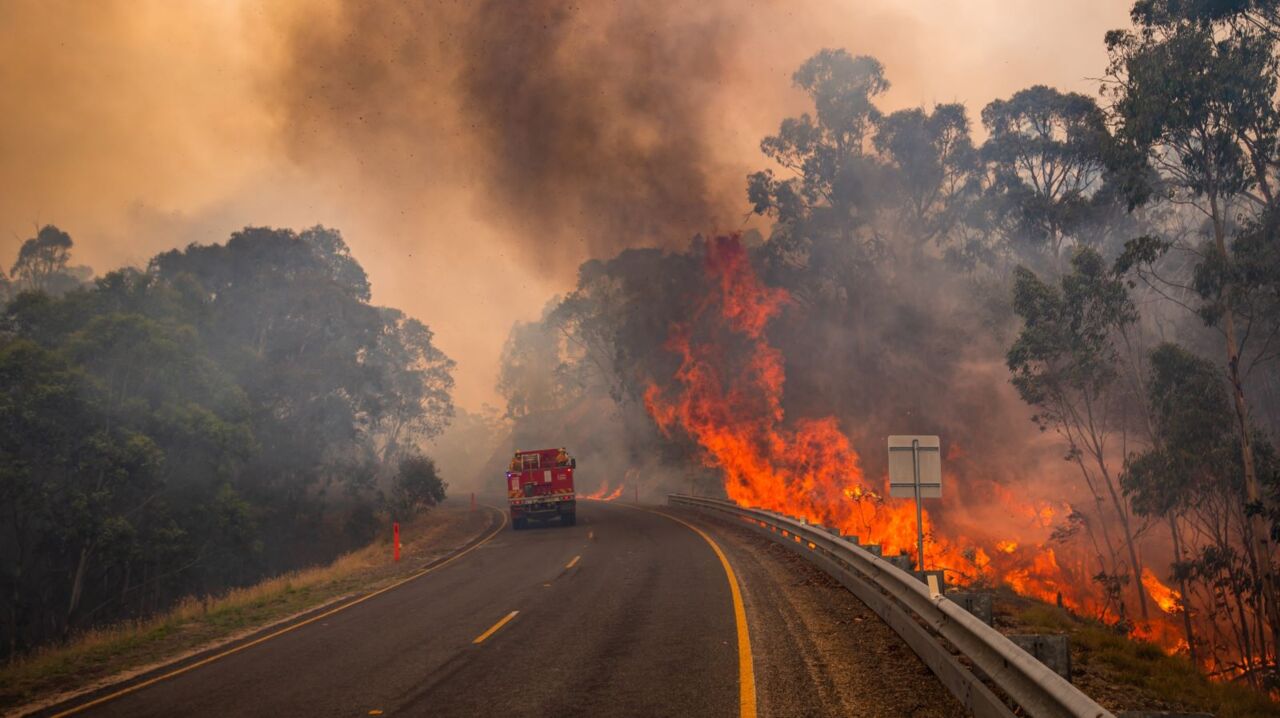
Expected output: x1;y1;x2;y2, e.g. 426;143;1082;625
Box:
0;1;1129;407
276;0;744;265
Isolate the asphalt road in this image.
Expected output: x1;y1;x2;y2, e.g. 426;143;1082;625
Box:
54;501;742;718
41;499;963;718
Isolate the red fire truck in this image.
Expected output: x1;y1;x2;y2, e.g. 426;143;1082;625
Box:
506;447;577;529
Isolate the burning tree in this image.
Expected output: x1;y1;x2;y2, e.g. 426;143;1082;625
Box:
1123;343;1278;675
1006;247;1150;621
1104;0;1280;684
499;16;1280;687
644;235;870;529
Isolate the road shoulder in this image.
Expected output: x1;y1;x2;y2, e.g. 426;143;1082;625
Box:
674;507;963;718
8;504;502;717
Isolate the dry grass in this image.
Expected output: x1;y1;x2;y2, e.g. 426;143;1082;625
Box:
998;598;1280;717
1;506;490;712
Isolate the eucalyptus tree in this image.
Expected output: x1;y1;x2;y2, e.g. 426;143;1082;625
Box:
1106;0;1280;650
1123;342;1280;676
979;87;1130;271
392;454;447;519
9;225;88;295
1008;248;1150;619
369;309;456;463
0;224;455;656
873;103;983;260
748;49;891;239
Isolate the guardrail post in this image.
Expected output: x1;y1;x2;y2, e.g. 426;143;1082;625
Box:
1009;635;1071;681
950;592;994;625
885;555;912;572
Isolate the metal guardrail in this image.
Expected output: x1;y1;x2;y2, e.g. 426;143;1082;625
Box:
669;494;1114;718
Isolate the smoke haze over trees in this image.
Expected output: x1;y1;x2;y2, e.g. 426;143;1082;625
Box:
0;2;1133;409
0;227;453;656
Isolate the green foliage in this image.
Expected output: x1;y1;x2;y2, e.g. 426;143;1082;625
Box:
1130;0;1264;26
498;309;577;419
1012;603;1280;717
750;49;891;229
873;103;982;250
1120;343;1280;674
980;86;1130;264
1007;248;1138;425
1113;234;1171;277
1006;251;1147;624
393;455;447;515
1106;0;1280;679
1125;344;1237;515
9;225;89;296
792;50;888;148
0;225;453;658
1108;20;1277;201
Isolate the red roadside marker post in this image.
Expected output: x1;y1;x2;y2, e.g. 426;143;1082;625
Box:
393;522;401;562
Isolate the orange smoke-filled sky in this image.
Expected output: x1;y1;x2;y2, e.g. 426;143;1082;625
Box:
0;0;1130;409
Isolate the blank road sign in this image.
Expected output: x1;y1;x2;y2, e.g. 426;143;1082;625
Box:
887;435;941;498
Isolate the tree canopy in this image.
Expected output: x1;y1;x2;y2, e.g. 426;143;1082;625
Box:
0;225;453;656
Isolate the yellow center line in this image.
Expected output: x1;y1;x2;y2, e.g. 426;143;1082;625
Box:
49;506;510;718
472;610;519;644
619;504;756;718
566;554;581;569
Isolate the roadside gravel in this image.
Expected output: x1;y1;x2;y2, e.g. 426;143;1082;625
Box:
687;509;963;718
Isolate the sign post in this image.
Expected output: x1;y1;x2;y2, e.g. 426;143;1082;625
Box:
888;436;941;571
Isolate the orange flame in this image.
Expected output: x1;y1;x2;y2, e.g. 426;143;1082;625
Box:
581;481;625;501
644;234;1189;655
1141;568;1182;615
645;236;868;534
646;236;973;569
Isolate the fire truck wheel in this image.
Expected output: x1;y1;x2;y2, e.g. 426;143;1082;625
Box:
512;517;527;531
561;512;576;527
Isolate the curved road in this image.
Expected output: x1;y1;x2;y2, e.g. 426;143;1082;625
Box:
49;502;742;718
39;500;961;717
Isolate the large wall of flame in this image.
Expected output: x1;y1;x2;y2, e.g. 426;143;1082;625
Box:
645;235;1183;640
